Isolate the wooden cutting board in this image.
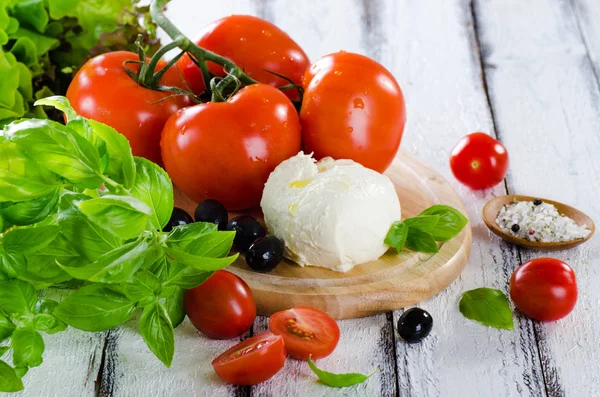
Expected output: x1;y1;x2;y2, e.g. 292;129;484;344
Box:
174;149;472;319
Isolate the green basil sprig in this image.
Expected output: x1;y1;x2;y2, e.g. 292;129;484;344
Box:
0;97;238;391
459;288;514;330
308;356;378;388
385;205;468;254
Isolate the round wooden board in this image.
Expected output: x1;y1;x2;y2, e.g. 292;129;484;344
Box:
174;149;472;319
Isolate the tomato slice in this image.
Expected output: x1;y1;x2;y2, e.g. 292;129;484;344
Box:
269;306;340;360
211;332;286;385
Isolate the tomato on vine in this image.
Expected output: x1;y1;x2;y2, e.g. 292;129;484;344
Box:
177;15;310;99
300;52;406;173
67;51;192;165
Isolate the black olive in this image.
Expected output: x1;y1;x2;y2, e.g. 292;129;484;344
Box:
397;308;433;343
533;199;542;206
194;200;228;230
246;236;284;272
226;216;266;252
511;224;520;233
163;207;194;232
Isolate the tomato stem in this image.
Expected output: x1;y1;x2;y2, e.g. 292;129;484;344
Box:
150;0;258;89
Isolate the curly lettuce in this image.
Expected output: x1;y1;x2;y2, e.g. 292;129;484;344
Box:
0;0;159;124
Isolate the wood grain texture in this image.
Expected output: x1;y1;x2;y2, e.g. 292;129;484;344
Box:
572;0;600;86
474;0;600;396
482;194;595;250
378;0;546;396
174;149;472;320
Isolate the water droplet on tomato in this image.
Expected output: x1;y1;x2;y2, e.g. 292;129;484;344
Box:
353;98;365;109
240;37;247;42
334;70;342;76
347;126;354;133
339;49;347;53
262;29;272;36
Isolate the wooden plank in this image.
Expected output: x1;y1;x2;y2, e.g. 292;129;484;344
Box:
473;0;600;396
571;0;600;87
373;0;547;396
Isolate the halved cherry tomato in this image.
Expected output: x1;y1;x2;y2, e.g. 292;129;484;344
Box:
510;258;577;322
184;270;256;339
161;84;302;210
177;15;310;99
212;332;286;385
449;132;509;190
269;306;340;360
300;52;406;173
67;51;191;165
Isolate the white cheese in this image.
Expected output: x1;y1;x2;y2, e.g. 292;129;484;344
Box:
260;152;401;272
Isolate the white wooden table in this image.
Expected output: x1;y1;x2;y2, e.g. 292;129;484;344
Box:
21;0;600;396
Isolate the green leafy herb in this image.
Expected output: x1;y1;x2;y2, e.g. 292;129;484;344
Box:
385;205;468;253
307;356;378;388
139;302;175;367
0;98;238;391
459;288;514;330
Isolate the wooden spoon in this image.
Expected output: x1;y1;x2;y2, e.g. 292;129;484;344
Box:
482;195;595;250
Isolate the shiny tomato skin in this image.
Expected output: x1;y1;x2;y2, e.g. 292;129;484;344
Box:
161;84;302;210
510;258;577;322
300;52;406;173
177;15;310;99
212;332;286;385
67;51;192;165
269;306;340;360
449;132;509;190
184;270;256;339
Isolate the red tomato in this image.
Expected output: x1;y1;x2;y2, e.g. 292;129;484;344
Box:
67;51;191;165
184;270;256;339
212;332;286;385
269;306;340;360
161;84;302;210
510;258;577;322
449;132;509;190
177;15;310;99
300;52;406;173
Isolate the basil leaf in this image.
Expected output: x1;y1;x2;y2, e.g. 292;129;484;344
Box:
0;250;25;279
159;287;186;328
57;193;122;261
185;231;235;258
405;228;439;254
0;188;59;226
163;261;213;289
57;238;157;283
166;222;217;249
307;357;377;388
77;195;151;240
419;205;468;242
33;314;67;334
0;140;62;202
0;347;9;358
12;326;45;368
3;225;59;253
385;221;408;251
165;248;238;272
139;302;175;367
0;361;24;392
459;288;514;330
130;157;173;230
0;279;36;314
34;96;76;121
4;119;104;188
54;284;137;332
404;215;440;232
121;270;162;302
0;314;15;341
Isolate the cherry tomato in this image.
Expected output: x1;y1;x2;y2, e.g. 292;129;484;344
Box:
510;258;577;322
269;306;340;360
184;270;256;339
177;15;310;99
449;132;509;190
212;332;286;385
161;84;301;210
67;51;191;165
300;52;406;173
